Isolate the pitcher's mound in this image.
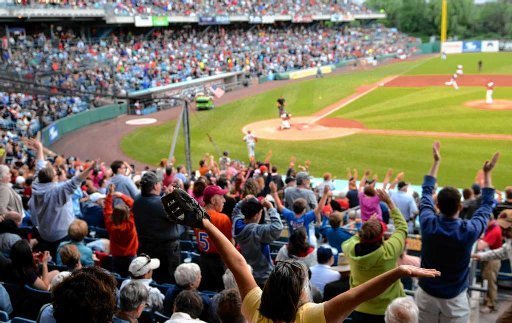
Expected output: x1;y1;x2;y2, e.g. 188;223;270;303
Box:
242;117;362;141
465;100;512;110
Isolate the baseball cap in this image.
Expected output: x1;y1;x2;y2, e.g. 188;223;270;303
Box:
89;192;106;203
397;181;409;190
498;210;512;229
241;197;263;218
296;172;312;184
129;255;160;277
203;185;228;204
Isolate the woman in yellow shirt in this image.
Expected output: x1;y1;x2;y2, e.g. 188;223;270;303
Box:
199;214;440;323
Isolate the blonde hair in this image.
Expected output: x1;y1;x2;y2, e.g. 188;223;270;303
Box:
68;219;88;241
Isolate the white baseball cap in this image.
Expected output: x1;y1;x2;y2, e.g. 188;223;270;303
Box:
89;192;106;203
129;255;160;277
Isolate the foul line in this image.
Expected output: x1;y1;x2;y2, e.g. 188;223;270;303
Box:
309;75;398;123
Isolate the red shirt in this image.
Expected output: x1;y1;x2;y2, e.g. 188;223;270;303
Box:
483;221;503;250
103;194;139;257
195;209;232;254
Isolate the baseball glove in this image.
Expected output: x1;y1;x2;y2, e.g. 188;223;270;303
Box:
161;188;210;228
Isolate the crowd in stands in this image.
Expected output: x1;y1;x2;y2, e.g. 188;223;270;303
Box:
0;136;510;322
10;0;375;17
4;24;416;95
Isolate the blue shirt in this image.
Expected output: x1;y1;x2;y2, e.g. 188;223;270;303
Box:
320;226;353;254
56;240;94;267
418;175;494;299
281;207;316;235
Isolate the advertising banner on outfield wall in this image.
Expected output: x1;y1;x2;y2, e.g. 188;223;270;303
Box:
441;41;463;54
134;16;152;27
481;40;499;52
500;41;512;52
463;41;481;53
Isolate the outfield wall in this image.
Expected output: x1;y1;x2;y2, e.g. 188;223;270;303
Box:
42;103;127;147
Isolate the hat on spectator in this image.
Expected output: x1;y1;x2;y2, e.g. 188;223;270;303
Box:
259;165;268;173
241;197;263;218
498;210;512;229
296;172;312;185
89;192;106;203
397;181;409;190
15;176;25;185
129;255;160;277
203;185;228;204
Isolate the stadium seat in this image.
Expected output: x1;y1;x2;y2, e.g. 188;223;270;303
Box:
153;311;170;323
20;285;51;320
199;290;217;299
2;283;20;317
115;276;127;288
138;309;154;323
10;318;36;323
149;282;175;295
0;310;9;322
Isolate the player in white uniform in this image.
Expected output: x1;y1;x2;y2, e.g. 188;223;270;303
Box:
445;74;459;90
243;130;257;159
456;65;463;75
486;82;494;104
280;113;292;130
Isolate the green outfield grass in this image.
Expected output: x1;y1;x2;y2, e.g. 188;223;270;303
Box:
121;54;512;188
331;87;512;134
404;52;512;75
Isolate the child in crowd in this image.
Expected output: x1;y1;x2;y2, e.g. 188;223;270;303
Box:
104;184;138;278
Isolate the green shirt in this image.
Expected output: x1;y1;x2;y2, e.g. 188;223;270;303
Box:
342;207;408;315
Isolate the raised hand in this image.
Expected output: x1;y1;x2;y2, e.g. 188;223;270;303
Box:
483;152;500;173
376;189;394;209
261;198;273;209
432;141;441;162
269;181;277;193
395;172;405;181
398;265;440;278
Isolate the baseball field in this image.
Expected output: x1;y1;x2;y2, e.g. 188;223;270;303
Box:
121;52;512;188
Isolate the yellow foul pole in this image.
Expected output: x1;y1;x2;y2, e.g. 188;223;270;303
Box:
441;0;448;43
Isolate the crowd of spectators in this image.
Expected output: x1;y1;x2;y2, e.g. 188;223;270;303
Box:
4;24;416;94
9;0;375;17
0;136;510;322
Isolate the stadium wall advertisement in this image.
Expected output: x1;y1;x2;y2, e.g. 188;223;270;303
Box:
43;103;127;147
442;40;500;54
288;66;333;80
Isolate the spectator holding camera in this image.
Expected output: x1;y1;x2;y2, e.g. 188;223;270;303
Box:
1;239;59;291
232;181;284;286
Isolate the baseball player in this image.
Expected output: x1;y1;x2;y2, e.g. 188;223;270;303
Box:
456;65;464;75
280;113;292;130
486;82;494;104
445;74;459;90
243;130;257;160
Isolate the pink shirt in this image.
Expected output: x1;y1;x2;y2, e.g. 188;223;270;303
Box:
358;191;382;222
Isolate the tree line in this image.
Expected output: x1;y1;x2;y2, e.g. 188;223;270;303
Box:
364;0;512;40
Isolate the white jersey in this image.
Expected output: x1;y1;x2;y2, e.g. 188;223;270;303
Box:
243;133;256;145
